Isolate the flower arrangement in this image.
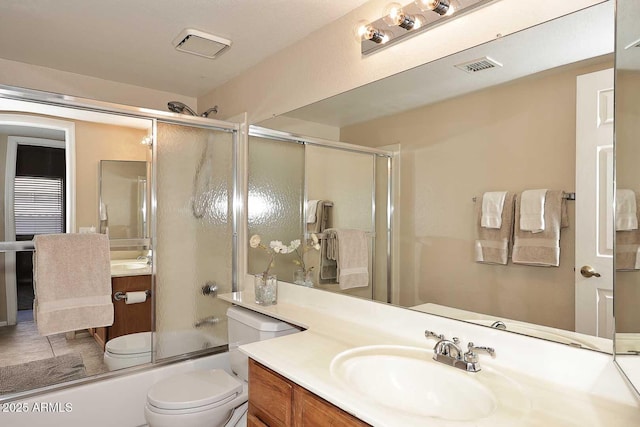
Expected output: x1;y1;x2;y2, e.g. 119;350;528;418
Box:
292;233;321;275
249;234;299;279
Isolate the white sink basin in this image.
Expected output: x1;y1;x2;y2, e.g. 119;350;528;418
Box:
110;259;151;275
330;345;531;424
330;345;496;421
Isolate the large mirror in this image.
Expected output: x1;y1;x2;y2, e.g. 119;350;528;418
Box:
99;160;149;240
614;0;640;394
256;1;616;352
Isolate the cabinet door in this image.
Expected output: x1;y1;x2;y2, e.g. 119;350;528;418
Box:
293;386;369;427
110;275;152;339
249;359;293;426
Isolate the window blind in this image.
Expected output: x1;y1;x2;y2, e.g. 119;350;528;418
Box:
14;176;64;235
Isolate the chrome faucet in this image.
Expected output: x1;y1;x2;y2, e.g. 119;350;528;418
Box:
424;330;495;372
136;254;152;265
490;320;507;330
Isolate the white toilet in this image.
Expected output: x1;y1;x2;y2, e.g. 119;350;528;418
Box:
103;331;152;371
144;306;299;427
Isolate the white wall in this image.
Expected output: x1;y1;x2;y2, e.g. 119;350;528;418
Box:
198;0;602;124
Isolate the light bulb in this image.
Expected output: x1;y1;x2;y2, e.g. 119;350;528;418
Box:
383;2;418;30
360;25;390;44
414;0;450;16
445;0;460;16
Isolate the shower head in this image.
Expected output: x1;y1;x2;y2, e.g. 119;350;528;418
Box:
167;101;197;116
201;106;218;117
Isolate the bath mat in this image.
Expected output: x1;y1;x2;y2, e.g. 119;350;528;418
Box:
0;353;86;394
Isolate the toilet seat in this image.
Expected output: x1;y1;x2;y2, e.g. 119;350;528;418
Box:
105;331;152;356
146;370;244;415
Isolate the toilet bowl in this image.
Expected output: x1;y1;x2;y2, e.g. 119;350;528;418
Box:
144;306;299;427
144;370;248;427
103;331;152;371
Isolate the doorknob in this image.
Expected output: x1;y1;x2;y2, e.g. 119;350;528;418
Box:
580;265;601;278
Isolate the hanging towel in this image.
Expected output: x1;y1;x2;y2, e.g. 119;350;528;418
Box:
324;228;369;289
512;190;568;267
616;192;640;270
481;191;508;229
306;200;320;224
33;233;114;336
319;231;337;281
519;189;548;233
616;189;638;231
475;192;515;265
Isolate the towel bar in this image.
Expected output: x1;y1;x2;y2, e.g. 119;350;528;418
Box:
472;192;575;202
314;231;376;240
113;290;151;301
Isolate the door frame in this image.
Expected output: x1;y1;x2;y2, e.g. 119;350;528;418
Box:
1;115;75;326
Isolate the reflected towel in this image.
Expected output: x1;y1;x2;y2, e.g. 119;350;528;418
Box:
33;233;114;336
616;193;640;270
325;228;369;289
519;189;547;233
319;231;337;281
306;200;320;224
475;192;515;265
616;189;638;231
481;191;507;229
512;190;568;267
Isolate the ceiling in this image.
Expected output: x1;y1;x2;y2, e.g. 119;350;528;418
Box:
280;1;615;128
0;0;370;98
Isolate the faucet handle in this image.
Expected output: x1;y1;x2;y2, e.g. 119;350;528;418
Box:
464;342;496;363
424;330;444;341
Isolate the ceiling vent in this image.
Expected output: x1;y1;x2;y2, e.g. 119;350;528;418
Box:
454;56;503;74
625;37;640;49
173;29;231;59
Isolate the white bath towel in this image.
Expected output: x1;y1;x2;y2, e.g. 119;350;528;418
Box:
481;191;507;229
616;189;638;231
33;233;114;336
306;200;320;223
325;229;369;289
519;189;547;233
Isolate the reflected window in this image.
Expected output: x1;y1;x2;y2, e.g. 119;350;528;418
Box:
14;176;64;235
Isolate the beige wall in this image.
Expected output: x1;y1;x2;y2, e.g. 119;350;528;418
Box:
340;57;613;331
615;70;640;333
0;58;196;112
0;135;6;321
198;0;601;124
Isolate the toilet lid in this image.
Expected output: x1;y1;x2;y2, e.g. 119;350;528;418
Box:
106;332;152;355
147;370;243;411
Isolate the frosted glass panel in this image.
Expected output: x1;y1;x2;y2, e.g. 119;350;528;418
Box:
247;136;304;282
375;156;390;303
155;122;234;360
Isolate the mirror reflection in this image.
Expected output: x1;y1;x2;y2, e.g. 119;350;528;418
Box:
99;160;149;239
614;0;640;394
0;100;155;395
255;2;615;352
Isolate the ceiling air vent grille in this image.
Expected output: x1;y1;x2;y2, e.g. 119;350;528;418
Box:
172;29;231;59
454;57;503;74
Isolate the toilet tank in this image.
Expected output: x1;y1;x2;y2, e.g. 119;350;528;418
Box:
227;306;299;381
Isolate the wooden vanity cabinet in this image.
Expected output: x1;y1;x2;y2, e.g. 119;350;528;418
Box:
248;359;369;427
91;274;152;349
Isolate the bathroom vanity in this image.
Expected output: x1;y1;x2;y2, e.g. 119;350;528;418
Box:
221;283;640;426
248;359;367;426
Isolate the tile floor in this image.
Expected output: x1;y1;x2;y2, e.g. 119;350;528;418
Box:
0;310;109;376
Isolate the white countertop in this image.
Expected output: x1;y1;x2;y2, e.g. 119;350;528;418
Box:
110;259;151;277
220;282;640;427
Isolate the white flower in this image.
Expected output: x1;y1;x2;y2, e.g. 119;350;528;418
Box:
310;233;319;244
314;243;321;251
270;240;286;253
249;234;261;248
289;239;301;252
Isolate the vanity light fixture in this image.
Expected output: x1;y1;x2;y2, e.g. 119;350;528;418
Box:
141;135;153;147
359;0;499;55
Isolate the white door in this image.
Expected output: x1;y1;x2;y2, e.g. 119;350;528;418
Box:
575;68;614;338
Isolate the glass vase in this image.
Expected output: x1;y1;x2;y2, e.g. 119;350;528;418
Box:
254;273;277;305
294;269;314;288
